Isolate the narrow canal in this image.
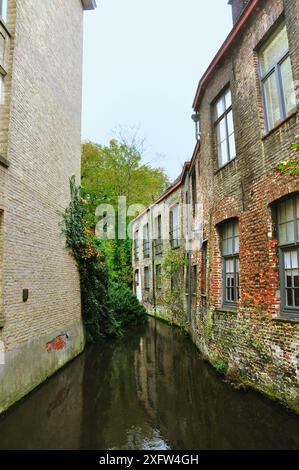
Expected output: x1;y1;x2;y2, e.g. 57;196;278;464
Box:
1;317;299;450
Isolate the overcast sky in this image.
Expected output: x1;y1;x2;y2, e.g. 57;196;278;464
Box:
82;0;233;181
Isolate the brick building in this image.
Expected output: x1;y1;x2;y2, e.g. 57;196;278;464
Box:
132;0;299;410
0;0;96;414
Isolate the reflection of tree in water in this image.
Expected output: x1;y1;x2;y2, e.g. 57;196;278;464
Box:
1;318;299;450
80;324;154;450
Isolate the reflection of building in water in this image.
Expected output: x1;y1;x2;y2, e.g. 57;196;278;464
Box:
0;352;85;449
134;320;206;449
132;0;299;412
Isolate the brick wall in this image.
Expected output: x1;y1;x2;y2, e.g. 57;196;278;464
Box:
0;0;87;413
192;0;299;410
133;0;299;411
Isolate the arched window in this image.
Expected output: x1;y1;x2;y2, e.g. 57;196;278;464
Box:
277;194;299;314
220;219;239;307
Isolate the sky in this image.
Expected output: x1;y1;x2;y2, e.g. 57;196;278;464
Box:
82;0;233;182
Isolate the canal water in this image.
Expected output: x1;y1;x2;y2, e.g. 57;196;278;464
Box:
0;317;299;450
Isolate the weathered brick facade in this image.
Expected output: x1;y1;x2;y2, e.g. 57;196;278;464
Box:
133;0;299;411
0;0;96;414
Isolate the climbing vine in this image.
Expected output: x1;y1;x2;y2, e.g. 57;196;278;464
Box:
276;137;299;185
60;176;147;342
159;248;188;325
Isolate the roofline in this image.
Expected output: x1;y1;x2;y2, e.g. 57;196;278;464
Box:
189;141;200;172
82;0;97;10
192;0;259;110
132;162;191;224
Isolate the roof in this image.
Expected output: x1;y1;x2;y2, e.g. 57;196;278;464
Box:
82;0;97;10
132;162;191;224
193;0;258;110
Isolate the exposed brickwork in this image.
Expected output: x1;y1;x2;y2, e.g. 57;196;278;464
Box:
133;0;299;411
0;0;92;413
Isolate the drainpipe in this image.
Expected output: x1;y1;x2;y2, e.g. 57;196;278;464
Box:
186;181;192;324
150;207;157;315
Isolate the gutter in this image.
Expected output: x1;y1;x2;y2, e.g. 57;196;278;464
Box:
192;0;259;110
82;0;97;10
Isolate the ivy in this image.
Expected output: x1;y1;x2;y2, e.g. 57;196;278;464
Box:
60;176;147;342
276;138;299;186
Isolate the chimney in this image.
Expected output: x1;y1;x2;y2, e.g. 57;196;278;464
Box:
228;0;251;25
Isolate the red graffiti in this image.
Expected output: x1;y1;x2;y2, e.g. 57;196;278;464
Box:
46;335;67;353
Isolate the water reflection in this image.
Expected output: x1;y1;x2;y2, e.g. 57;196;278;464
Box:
0;317;299;449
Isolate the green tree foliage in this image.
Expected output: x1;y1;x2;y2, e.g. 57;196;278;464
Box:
276;137;299;186
81;139;170;221
81;138;170;285
61;176;147;342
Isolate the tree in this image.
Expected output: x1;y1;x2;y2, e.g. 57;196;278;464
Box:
81;136;170;285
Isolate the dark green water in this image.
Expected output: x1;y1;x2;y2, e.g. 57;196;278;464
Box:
0;317;299;450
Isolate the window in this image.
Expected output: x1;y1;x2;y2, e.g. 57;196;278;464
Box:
143;223;150;258
277;195;299;313
155;215;163;255
201;241;208;294
192;265;198;296
191;168;197;217
156;264;162;290
185;252;191;296
171;270;179;291
214;88;236;168
169;204;180;249
134;230;139;261
221;219;239;306
259;23;296;131
0;0;7;22
134;269;139;289
144;266;150;291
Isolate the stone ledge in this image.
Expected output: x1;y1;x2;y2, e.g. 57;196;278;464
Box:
272;315;299;325
215;307;238;316
0;318;5;328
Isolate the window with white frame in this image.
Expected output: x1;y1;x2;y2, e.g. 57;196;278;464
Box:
134;230;139;261
221;219;239;306
0;0;7;23
155;215;163;255
277;195;299;314
214;88;236;168
143;223;150;258
259;22;296;132
169;204;180;249
144;266;150;291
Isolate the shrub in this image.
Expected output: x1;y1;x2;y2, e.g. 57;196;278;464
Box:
212;359;228;375
107;282;148;331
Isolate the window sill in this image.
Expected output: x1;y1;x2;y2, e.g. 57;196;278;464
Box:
214;157;236;175
0;155;9;168
272;314;299;324
215;307;237;315
262;111;298;141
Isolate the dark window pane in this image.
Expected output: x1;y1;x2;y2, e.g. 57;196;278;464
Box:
286;288;293;307
286;274;292;288
295;289;299;307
